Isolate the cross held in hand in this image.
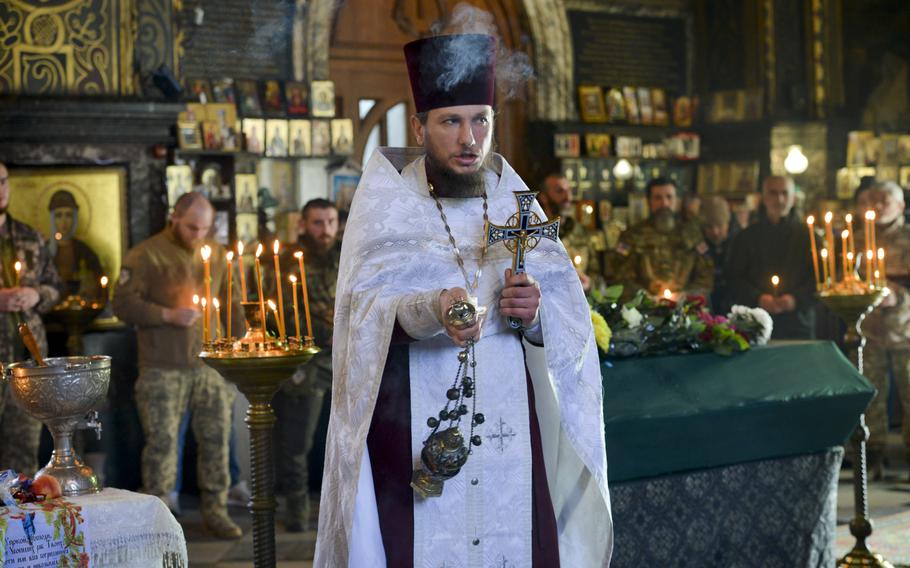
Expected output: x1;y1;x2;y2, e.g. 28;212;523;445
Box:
485;191;560;275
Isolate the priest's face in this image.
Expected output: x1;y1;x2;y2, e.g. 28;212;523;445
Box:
413;104;494;183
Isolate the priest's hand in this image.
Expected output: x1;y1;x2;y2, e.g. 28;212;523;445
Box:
439;287;482;347
500;269;541;328
163;306;201;328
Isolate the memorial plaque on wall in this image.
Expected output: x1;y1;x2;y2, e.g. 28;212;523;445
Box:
568;10;688;94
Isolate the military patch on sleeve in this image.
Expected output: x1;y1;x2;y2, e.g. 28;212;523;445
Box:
615;242;631;256
695;241;709;256
119;267;131;285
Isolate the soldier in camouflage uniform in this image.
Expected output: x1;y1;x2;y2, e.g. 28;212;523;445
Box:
536;173;604;292
268;198;340;531
857;181;910;480
113;192;245;539
0;163;64;475
610;178;713;300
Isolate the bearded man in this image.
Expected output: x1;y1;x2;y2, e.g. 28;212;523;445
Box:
314;33;612;567
612;177;713;300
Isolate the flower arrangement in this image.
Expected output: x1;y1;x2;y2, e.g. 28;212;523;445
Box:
589;286;773;358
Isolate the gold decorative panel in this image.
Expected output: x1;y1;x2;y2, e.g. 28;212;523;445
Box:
0;0;135;95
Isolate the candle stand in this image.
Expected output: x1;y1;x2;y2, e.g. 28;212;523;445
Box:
48;294;104;355
819;289;893;568
200;302;318;568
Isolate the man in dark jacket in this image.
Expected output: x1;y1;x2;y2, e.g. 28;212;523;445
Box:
727;176;816;339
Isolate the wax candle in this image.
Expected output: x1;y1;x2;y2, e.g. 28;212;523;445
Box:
267;300;280;330
771;275;780;297
663;288;672;301
877;248;886;286
845;213;855;254
868;211;877;262
841;230;850;282
13;260;21;287
866;250;874;287
821;249;830;286
201;245;212;342
254;244;267;340
847;252;855;280
273;240;286;341
225;251;234;339
289;274;301;341
824;212;836;285
213;298;222;340
806;216;821;288
294;251;313;338
237;241;247;300
200;296;209;342
100;276;109;302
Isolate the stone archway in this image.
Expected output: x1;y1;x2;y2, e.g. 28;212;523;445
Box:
303;0;575;122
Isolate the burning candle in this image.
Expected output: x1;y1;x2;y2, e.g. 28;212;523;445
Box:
13;260;21;287
213;298;222;340
771;275;780;297
847;252;855;280
100;276;109;302
272;240;286;341
200;296;209;342
267;300;280;330
573;254;582;266
877;248;886;286
824;212;836;285
866;250;874;287
806;216;821;288
845;213;855;254
821;249;830;286
254;244;267;340
237;241;247;300
663;288;672;301
294;251;313;338
868;211;877;260
289;274;301;341
200;245;212;343
225;251;234;339
841;230;850;282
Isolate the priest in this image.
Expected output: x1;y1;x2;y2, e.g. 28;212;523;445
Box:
315;33;612;567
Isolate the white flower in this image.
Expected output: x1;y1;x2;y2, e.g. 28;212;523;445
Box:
621;306;643;328
728;305;774;345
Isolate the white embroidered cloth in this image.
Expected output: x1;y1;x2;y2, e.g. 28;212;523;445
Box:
315;147;613;567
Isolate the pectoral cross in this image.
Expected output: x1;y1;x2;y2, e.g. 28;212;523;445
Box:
486;191;560;329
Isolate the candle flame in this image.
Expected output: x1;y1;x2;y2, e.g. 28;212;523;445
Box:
584;204;594;214
841;229;849;239
255;243;263;257
200;245;211;261
237;241;244;255
14;261;21;272
663;289;672;300
55;232;62;241
771;275;780;286
865;210;875;221
213;298;220;309
267;299;277;310
293;251;303;259
847;252;854;260
821;248;828;259
273;240;280;254
289;274;297;283
226;251;234;262
193;294;199;305
573;255;582;265
866;250;874;259
845;213;853;223
806;215;815;225
874;270;880;279
878;248;885;260
200;297;207;307
824;211;833;223
100;276;108;288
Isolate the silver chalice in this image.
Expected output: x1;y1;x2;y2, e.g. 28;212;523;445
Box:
5;356;110;496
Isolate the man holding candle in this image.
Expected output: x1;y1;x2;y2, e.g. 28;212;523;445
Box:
0;162;64;476
113;192;246;539
727;176;817;339
857;181;910;479
267;198;341;531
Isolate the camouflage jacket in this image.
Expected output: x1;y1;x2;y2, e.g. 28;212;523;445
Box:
861;216;910;346
560;216;605;291
610;216;713;300
0;216;64;362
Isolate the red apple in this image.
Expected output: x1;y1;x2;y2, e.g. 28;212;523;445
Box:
32;475;62;500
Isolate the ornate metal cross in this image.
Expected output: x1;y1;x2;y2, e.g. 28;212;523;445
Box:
486;190;560;328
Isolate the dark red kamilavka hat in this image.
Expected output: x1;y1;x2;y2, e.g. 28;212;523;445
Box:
404;34;496;113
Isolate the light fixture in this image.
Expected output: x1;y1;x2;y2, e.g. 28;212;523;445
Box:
784;145;809;175
613;158;633;181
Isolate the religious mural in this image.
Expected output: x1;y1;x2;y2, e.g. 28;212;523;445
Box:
7;167;127;296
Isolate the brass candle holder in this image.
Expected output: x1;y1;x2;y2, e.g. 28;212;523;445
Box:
48;294;104;355
199;301;319;568
819;287;894;568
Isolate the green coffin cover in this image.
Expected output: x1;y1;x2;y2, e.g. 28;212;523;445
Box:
602;341;874;482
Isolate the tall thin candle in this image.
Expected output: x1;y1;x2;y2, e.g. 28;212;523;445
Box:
771;275;780;297
13;260;21;287
866;250;874;287
200;245;212;343
200;297;209;342
845;213;855;254
294;251;313;338
824;212;836;286
821;248;830;287
254;244;267;341
213;298;222;340
806;216;821;287
841;230;850;282
237;241;247;300
877;248;886;286
225;251;234;339
289;274;301;341
272;240;286;341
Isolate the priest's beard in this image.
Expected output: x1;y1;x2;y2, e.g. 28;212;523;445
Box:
424;147;491;198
